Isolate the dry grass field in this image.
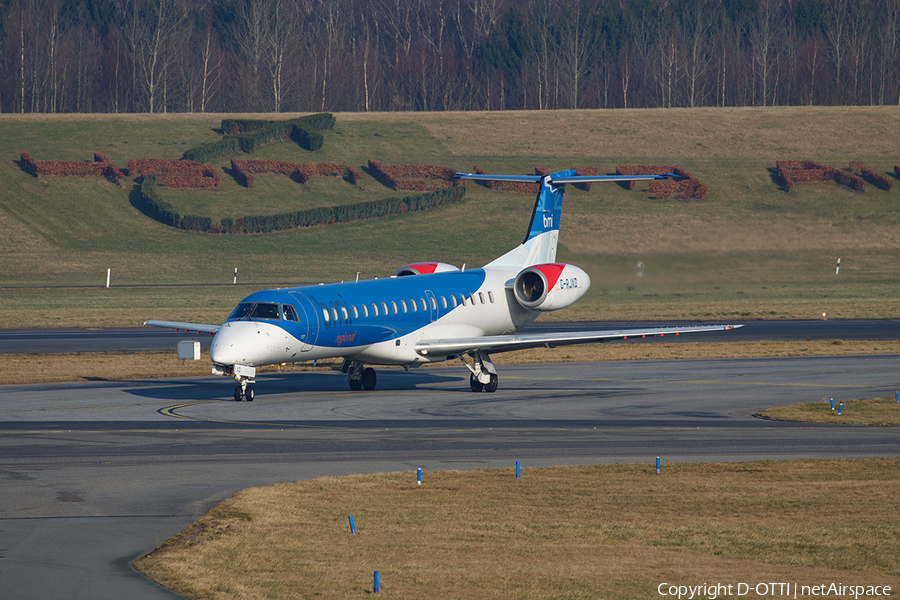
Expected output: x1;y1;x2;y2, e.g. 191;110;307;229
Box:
135;459;900;600
759;396;900;425
3;107;900;328
3;339;899;385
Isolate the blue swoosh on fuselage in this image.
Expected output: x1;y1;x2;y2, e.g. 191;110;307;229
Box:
227;270;488;349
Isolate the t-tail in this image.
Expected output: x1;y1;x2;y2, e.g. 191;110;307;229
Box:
455;169;683;268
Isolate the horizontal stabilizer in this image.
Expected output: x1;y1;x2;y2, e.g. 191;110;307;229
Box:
455;172;683;184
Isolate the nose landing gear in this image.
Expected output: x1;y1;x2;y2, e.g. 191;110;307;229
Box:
234;380;255;401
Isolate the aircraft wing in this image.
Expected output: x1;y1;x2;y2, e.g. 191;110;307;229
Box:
414;324;742;357
143;320;221;334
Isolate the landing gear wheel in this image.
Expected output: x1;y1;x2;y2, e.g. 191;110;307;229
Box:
349;378;362;391
484;373;499;393
469;373;484;392
234;385;243;401
362;368;377;391
245;385;255;401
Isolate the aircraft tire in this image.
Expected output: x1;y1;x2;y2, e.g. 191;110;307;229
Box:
362;368;377;391
469;373;484;392
484;374;499;393
349;378;363;391
246;386;255;401
234;385;243;402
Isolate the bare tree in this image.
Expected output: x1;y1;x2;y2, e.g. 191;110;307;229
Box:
129;0;185;113
682;0;713;107
824;0;850;103
750;0;780;106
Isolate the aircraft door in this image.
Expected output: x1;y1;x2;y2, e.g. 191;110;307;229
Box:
289;292;320;351
424;290;438;323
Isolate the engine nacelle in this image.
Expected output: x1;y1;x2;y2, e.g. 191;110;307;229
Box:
394;262;461;277
513;263;590;311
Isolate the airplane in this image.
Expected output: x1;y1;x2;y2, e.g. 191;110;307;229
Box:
145;169;741;401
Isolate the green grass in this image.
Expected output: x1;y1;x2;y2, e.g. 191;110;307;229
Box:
3;108;900;327
759;397;900;425
135;459;900;600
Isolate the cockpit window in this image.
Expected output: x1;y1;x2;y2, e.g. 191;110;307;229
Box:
228;303;254;320
252;303;281;320
283;304;299;322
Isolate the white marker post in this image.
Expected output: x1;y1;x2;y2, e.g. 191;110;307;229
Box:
835;258;841;275
106;269;111;289
233;267;238;285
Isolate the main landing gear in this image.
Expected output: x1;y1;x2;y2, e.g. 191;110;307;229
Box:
345;360;377;391
462;351;498;393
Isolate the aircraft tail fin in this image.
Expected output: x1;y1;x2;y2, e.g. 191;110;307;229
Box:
455;170;681;269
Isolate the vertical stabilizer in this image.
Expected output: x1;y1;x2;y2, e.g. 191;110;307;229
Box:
483;169;573;269
454;169;678;270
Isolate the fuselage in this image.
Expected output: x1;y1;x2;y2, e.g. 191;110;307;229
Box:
209;267;538;369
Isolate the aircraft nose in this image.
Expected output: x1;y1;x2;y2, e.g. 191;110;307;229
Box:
210;321;296;366
210;322;244;366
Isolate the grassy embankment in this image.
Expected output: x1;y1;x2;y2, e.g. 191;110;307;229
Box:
2;108;900;329
135;458;900;599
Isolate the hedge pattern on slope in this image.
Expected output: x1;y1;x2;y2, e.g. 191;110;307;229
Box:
615;165;707;199
128;159;220;189
222;185;466;234
368;160;457;191
470;166;600;193
776;161;866;192
20;152;122;182
849;162;893;191
231;160;361;188
183;113;336;163
136;175;212;233
137;173;465;235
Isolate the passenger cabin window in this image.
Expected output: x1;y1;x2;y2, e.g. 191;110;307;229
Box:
351;306;358;319
283;304;299;322
401;300;408;313
488;291;495;303
422;298;429;311
322;309;330;322
362;305;369;318
460;294;466;306
410;299;416;312
332;308;339;322
372;304;379;317
341;306;349;320
451;295;458;307
391;301;398;314
382;302;388;315
441;296;448;309
479;292;485;304
470;293;476;305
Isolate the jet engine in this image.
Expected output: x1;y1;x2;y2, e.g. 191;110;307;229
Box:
513;263;590;311
394;262;461;277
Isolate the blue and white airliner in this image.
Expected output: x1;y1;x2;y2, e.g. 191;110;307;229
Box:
145;170;741;401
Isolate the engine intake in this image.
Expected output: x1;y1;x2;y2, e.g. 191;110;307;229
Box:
513;263;590;311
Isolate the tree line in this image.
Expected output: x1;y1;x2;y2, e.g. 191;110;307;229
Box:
2;0;899;115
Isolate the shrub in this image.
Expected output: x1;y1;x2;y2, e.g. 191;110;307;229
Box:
777;160;866;192
128;159;220;188
183;113;335;162
617;165;706;199
20;152;122;182
368;160;457;192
